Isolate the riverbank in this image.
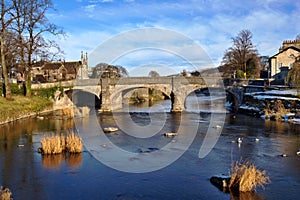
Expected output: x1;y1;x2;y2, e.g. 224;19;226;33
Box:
238;89;300;122
0;95;53;125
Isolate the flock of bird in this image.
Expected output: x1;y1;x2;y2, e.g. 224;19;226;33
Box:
231;136;300;157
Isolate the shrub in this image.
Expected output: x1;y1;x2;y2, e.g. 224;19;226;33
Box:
32;86;59;99
274;100;288;120
229;161;270;192
0;83;24;95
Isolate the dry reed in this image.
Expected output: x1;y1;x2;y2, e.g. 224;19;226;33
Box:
0;186;12;200
65;133;83;153
41;136;63;154
40;132;83;155
229;161;270;192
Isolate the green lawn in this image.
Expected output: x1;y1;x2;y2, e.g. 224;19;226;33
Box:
0;95;53;124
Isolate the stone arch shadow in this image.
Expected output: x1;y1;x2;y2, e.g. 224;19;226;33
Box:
66;88;101;108
110;84;173;111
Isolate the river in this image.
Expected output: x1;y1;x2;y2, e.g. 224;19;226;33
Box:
0;93;300;200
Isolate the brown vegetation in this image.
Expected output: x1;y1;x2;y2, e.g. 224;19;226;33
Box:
264;100;290;120
40;132;83;155
62;107;74;118
41;136;64;154
229;161;270;192
65;133;83;153
0;186;12;200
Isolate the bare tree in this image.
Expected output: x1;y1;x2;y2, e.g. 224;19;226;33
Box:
9;0;64;96
0;0;14;99
1;0;64;97
22;0;64;96
220;30;261;78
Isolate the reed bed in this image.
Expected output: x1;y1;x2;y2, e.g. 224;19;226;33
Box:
0;186;12;200
40;132;83;155
229;161;270;192
41;136;63;154
65;133;83;153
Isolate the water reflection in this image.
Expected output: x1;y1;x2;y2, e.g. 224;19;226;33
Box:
42;154;66;169
0;97;300;199
42;153;82;169
230;191;264;200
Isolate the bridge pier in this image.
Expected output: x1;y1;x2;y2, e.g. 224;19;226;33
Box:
100;79;113;112
170;91;185;112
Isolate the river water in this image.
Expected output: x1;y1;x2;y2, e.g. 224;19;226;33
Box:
0;93;300;200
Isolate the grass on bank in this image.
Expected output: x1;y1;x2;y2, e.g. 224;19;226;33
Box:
40;133;83;154
0;95;53;123
229;161;270;192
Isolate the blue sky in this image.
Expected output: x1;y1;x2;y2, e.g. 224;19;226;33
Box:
48;0;300;75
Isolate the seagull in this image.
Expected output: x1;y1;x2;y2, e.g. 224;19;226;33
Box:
255;138;260;142
296;150;300;156
237;137;242;143
215;125;221;129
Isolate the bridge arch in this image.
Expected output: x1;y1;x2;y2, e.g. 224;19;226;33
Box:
109;84;173;111
66;89;101;108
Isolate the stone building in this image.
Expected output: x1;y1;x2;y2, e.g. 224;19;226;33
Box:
269;40;300;83
31;51;88;83
77;51;89;79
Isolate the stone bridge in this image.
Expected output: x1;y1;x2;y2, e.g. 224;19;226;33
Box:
73;76;225;112
32;77;249;112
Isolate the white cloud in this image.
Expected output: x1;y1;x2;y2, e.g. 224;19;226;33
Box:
83;4;96;16
50;0;300;73
55;31;112;61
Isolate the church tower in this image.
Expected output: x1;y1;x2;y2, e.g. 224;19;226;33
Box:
78;51;89;79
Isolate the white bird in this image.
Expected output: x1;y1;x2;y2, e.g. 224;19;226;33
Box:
255;138;260;142
215;125;221;129
296;150;300;156
237;137;242;143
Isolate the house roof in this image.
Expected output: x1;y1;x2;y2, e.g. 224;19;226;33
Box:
63;61;81;73
269;46;300;59
41;61;81;74
43;62;62;70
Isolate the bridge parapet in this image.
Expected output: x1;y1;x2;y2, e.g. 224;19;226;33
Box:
74;79;99;86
